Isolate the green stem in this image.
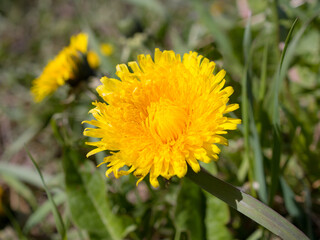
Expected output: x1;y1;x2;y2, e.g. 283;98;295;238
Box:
186;167;309;240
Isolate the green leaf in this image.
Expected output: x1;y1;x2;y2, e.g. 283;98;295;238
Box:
280;177;302;219
62;147;135;240
241;14;268;203
174;178;205;240
258;40;269;102
0;162;51;188
269;18;299;205
24;192;66;233
25;147;67;240
268;14;319;205
240;15;258;197
271;18;298;125
250;114;268;203
239;23;251;184
187;168;309;240
247;229;263;240
205;193;232;240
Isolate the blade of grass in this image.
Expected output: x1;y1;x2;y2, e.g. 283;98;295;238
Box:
247;229;263;240
243;15;268;203
250;114;268;203
240;15;268;205
271;13;318;124
269;125;281;205
258;40;269;102
187;167;309;240
23;191;66;233
280;177;305;225
239;15;252;185
269;13;317;204
272;16;298;123
243;29;268;203
0;162;51;188
269;18;298;205
25;147;67;240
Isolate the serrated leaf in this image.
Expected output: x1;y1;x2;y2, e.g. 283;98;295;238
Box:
175;178;205;240
205;194;232;240
63;147;135;240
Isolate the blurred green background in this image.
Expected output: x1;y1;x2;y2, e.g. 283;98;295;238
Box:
0;0;320;239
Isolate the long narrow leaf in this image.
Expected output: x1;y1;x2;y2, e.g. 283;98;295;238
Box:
0;162;51;188
23;192;66;233
269;13;317;204
280;177;304;223
243;14;267;202
239;15;254;190
249;114;268;203
25;148;67;240
269;18;298;205
187;168;309;240
258;40;269;102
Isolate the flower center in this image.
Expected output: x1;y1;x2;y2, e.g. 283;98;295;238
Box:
147;100;187;144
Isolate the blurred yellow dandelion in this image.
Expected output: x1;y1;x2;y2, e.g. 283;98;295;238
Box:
83;49;241;187
100;43;114;56
87;51;100;69
31;32;99;102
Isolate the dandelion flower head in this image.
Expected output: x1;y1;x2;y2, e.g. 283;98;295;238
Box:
83;49;241;187
100;43;114;56
31;32;99;102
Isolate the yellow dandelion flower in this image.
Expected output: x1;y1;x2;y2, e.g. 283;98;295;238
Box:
100;43;114;56
70;32;88;54
83;49;241;188
87;51;100;69
31;32;99;102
